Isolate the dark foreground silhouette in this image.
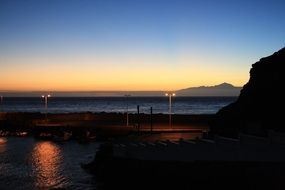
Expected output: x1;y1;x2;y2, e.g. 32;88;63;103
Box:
85;143;285;190
211;47;285;138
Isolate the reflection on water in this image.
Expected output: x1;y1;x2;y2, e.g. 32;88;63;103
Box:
0;138;7;172
0;137;7;153
0;137;98;190
0;137;7;144
31;141;65;189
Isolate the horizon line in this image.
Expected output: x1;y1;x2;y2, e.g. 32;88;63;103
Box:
0;83;242;93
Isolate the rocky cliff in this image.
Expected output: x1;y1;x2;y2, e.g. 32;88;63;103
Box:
211;47;285;137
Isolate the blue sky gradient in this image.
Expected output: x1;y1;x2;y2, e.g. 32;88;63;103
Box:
0;0;285;90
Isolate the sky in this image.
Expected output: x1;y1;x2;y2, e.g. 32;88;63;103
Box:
0;0;285;91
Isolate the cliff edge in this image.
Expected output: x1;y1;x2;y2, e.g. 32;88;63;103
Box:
211;47;285;137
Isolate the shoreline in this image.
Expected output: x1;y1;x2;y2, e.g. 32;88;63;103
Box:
0;112;213;141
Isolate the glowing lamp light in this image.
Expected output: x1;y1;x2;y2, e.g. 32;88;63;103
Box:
42;94;51;98
41;94;51;121
124;94;131;126
41;94;51;109
165;93;175;97
165;92;176;128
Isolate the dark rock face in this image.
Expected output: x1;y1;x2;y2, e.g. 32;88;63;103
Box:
211;47;285;137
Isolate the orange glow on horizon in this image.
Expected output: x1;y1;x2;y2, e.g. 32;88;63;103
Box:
0;54;249;91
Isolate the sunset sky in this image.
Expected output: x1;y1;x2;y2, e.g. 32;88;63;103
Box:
0;0;285;91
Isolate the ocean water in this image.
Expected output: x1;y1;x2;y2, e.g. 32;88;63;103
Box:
0;97;237;114
0;137;99;190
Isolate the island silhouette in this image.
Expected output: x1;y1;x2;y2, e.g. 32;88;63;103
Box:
177;82;241;96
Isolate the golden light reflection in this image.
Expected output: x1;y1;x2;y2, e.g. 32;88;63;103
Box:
31;141;63;189
0;137;7;153
0;137;7;172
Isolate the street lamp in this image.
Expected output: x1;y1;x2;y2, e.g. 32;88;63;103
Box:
165;92;175;128
0;96;3;111
125;94;131;126
42;94;51;109
42;94;51;121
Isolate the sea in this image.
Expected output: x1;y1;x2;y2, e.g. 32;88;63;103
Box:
0;96;237;114
0;97;237;189
0;137;99;190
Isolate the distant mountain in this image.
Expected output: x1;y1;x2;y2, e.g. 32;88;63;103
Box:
177;83;242;96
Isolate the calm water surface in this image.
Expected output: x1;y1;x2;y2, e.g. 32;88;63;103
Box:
0;97;237;114
0;137;99;190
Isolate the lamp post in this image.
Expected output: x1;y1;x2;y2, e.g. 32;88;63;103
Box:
165;92;175;128
125;94;131;126
42;94;51;121
42;94;51;109
0;96;3;111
